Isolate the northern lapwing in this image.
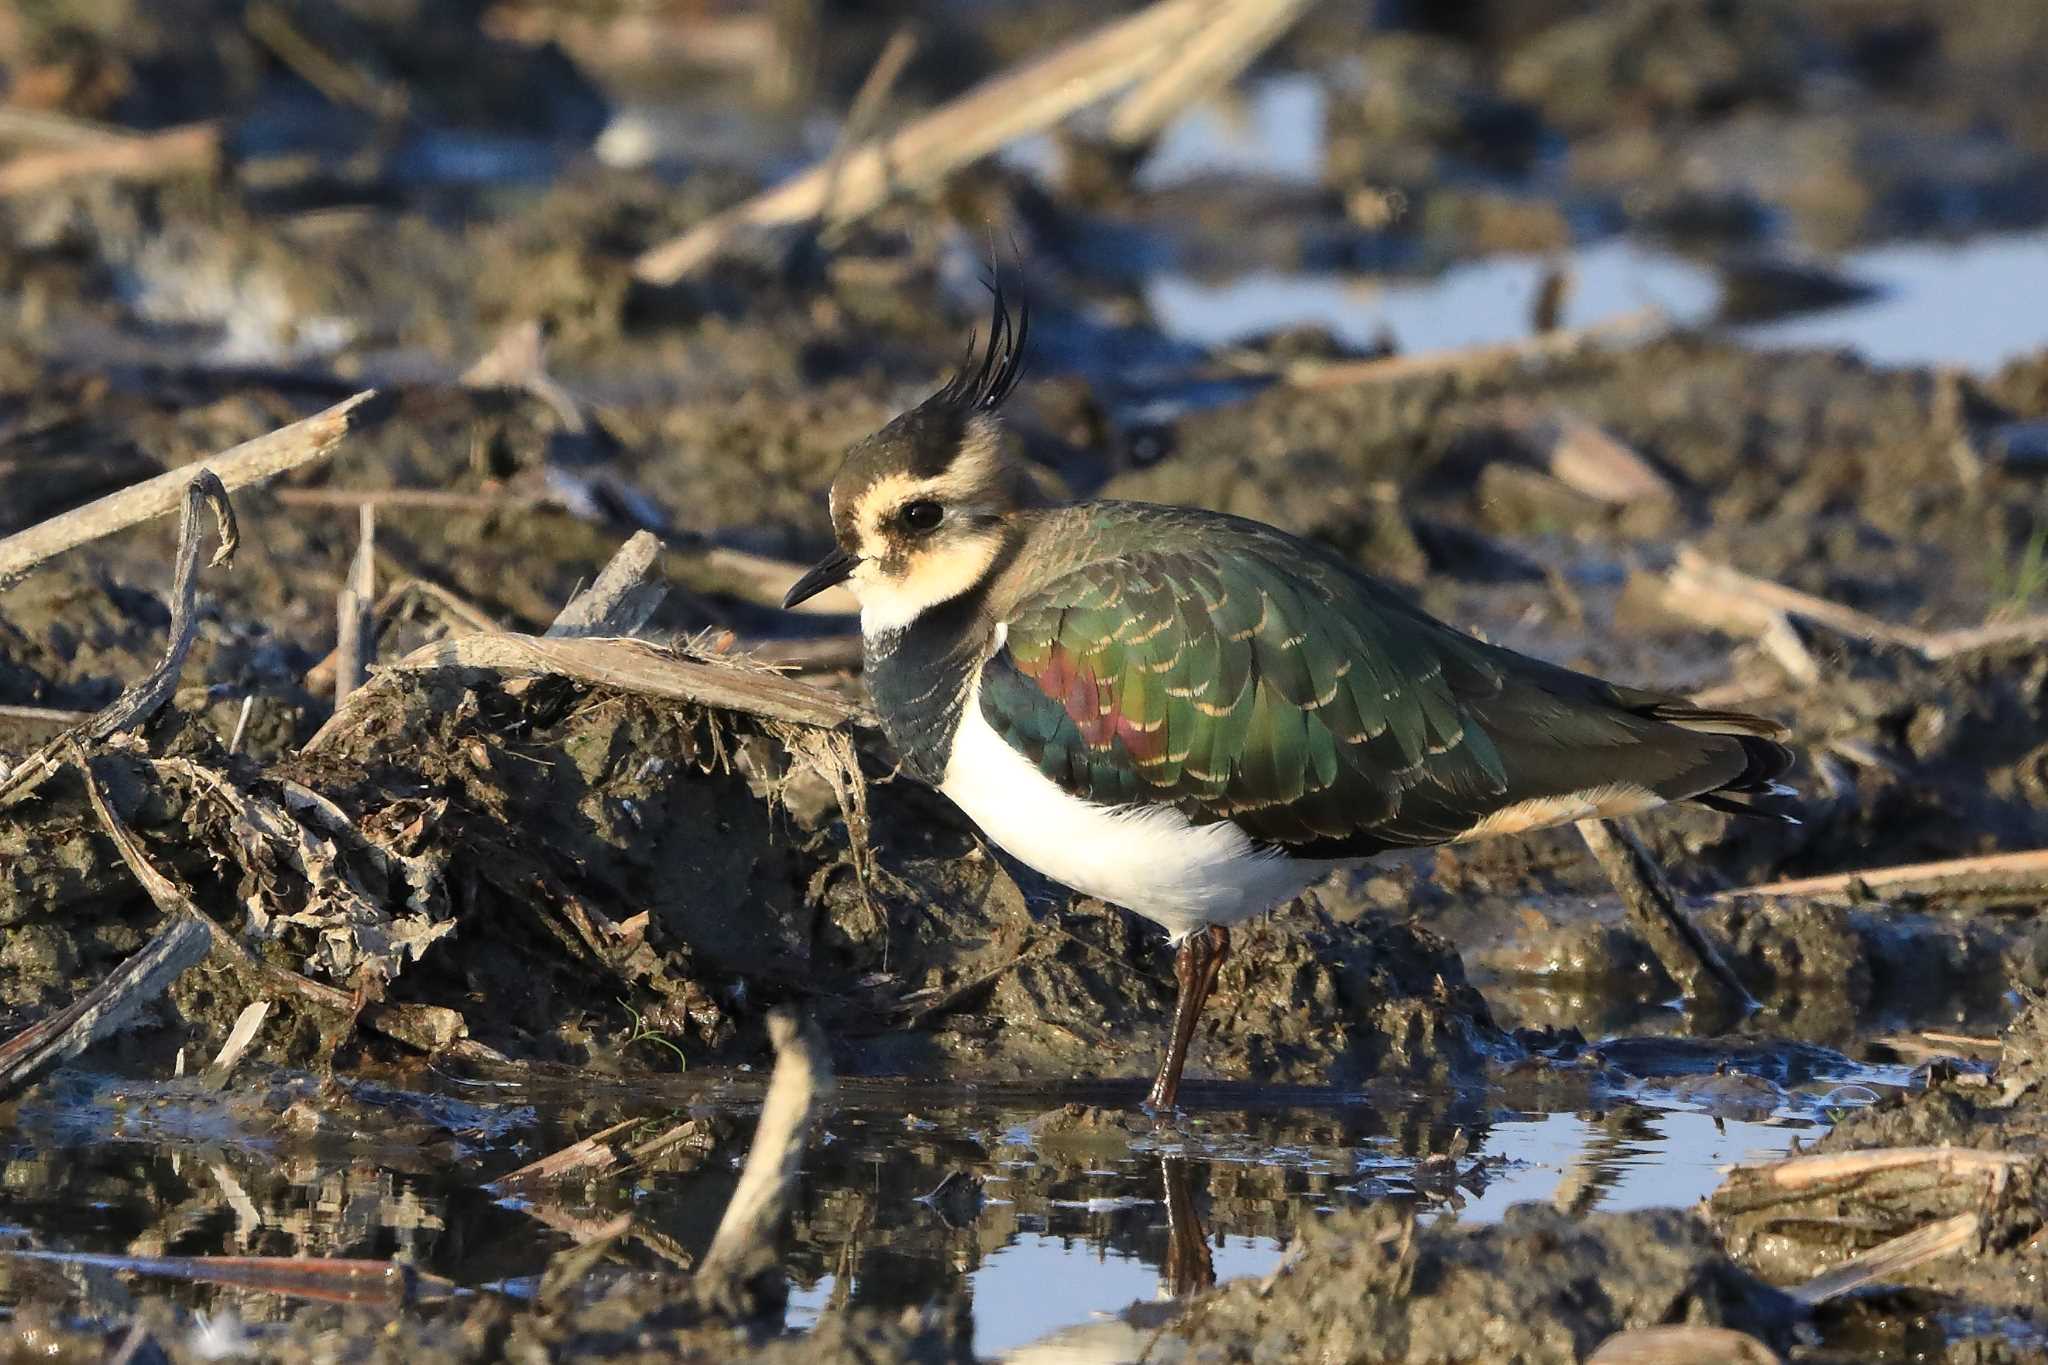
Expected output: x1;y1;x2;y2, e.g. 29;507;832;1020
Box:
784;290;1794;1110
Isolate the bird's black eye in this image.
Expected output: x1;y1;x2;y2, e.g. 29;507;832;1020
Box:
900;500;944;533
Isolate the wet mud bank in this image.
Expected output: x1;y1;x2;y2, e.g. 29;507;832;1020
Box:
5;0;2048;1359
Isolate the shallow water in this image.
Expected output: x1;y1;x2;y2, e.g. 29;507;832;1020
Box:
0;1047;1909;1358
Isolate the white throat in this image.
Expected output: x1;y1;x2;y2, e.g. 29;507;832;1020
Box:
847;532;1003;637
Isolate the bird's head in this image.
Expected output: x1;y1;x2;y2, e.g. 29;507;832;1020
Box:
783;287;1034;631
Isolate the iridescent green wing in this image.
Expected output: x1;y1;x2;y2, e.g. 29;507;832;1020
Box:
978;536;1517;854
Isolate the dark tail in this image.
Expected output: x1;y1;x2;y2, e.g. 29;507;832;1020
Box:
1637;700;1799;823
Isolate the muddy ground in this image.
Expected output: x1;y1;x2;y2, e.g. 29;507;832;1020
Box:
4;0;2048;1360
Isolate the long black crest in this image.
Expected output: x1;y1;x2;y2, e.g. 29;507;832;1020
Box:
932;282;1029;413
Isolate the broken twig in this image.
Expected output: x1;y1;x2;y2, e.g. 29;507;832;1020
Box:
1790;1211;1981;1305
334;503;377;704
547;530;668;639
1287;309;1662;391
1717;848;2048;903
1578;818;1754;1017
304;632;867;754
632;0;1216;282
0;121;218;197
1106;0;1317;148
0;389;376;582
0;472;237;809
0;911;211;1100
1587;1327;1779;1365
698;1008;833;1309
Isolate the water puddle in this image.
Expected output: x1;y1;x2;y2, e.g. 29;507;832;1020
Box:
0;1045;1914;1358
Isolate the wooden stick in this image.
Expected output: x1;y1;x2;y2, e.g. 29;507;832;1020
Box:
268;486;544;514
702;545;858;616
0;390;376;583
333;504;376;704
1666;547;1919;650
0;121;219;197
199;1000;271;1091
1790;1211;1980;1305
819;27;919;228
1578;818;1754;1016
632;0;1217;283
1587;1327;1780;1365
491;1117;641;1192
1721;1146;2025;1195
547;530;667;639
0;473;237;809
1500;404;1675;506
302;631;867;753
0;704;94;726
303;576;504;694
0;911;212;1100
742;634;865;673
699;1008;833;1301
1286;308;1663;391
1716;848;2048;902
1106;0;1316;148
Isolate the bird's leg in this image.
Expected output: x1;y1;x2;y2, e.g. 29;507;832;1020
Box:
1146;924;1230;1112
1159;1155;1215;1296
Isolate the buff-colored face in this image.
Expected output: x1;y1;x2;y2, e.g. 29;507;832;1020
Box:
781;287;1032;628
829;414;1015;633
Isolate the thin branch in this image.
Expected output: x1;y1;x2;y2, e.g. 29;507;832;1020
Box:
0;911;212;1099
632;0;1218;283
1286;309;1662;391
0;121;218;197
547;531;668;639
0;472;237;809
1791;1211;1980;1306
1106;0;1317;148
1577;818;1754;1017
303;632;867;753
0;389;376;583
819;27;920;229
1716;848;2048;902
334;504;377;704
698;1008;834;1309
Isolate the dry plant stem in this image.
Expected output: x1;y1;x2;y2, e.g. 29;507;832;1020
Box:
1106;0;1317;147
303;576;503;693
819;27;919;228
0;472;237;809
304;632;865;753
0;911;211;1100
1287;309;1662;390
0;1247;455;1307
0;389;375;582
1577;818;1754;1016
1712;1147;2026;1216
492;1118;641;1192
1790;1211;1980;1306
199;1000;272;1091
1717;847;2048;902
632;0;1217;282
1586;1326;1781;1365
700;1009;834;1284
334;503;377;704
270;486;546;514
743;633;865;672
0;121;218;197
0;703;94;725
547;530;668;638
1501;405;1675;506
702;545;858;615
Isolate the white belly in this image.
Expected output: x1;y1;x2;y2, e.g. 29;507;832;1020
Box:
940;701;1328;941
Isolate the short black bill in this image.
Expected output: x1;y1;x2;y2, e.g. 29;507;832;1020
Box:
782;546;858;609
